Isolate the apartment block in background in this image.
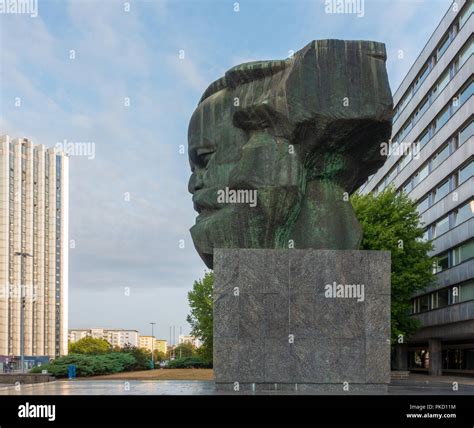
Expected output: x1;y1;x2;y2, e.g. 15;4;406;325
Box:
0;135;69;369
178;334;202;349
138;335;168;354
360;0;473;375
68;328;140;348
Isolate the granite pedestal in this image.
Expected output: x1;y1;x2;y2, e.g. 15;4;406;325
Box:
213;249;391;394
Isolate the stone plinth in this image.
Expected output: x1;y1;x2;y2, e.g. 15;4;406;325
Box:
213;249;391;394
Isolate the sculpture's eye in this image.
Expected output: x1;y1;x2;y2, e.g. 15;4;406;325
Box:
196;148;214;168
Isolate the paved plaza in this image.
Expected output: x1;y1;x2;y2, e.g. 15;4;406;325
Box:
0;376;473;395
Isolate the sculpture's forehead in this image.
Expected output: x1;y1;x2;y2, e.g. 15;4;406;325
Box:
188;90;230;145
188;89;248;169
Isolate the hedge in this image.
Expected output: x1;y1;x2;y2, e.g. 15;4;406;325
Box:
165;357;212;369
30;352;137;378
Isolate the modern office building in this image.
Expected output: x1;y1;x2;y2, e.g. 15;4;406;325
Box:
0;135;69;369
359;0;473;375
69;328;140;348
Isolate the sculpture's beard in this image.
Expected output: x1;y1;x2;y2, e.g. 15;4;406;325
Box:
190;185;302;269
190;179;363;269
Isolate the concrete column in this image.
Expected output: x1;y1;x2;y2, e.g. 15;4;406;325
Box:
428;339;442;376
393;344;408;371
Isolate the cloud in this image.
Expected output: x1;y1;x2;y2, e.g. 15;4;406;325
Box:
165;53;209;93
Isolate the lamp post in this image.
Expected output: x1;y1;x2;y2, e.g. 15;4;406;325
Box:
15;251;33;373
150;322;156;369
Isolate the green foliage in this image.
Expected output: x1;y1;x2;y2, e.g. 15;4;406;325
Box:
119;344;151;370
68;336;111;355
31;344;153;377
166;357;212;369
187;271;214;363
172;343;195;358
153;350;167;362
30;352;136;377
351;187;435;342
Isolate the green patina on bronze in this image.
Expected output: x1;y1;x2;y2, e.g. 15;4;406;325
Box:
188;40;393;268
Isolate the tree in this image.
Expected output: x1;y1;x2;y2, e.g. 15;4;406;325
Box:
120;344;151;370
351;187;435;343
153;350;167;362
172;343;195;359
68;336;111;355
187;271;214;363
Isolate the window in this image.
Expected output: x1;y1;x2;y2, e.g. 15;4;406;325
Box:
420;294;430;312
422;228;430;242
434;252;449;273
403;180;412;194
400;151;412;170
436;105;450;129
459;161;474;183
431;292;438;309
459;121;473;145
397;94;410;117
437;288;449;308
393;108;400;122
430;144;449;170
433;180;450;203
459;1;474;28
398;121;413;143
386;166;397;184
460;281;474;302
453;240;474;265
455;200;474;225
459;38;474;69
417;196;430;213
433;216;449;237
415;98;429;122
436;70;450;95
413;164;429;186
437;34;450;61
460;80;474;106
414;64;430;92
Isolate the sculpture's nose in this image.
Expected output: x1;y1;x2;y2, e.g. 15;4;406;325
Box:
188;170;204;194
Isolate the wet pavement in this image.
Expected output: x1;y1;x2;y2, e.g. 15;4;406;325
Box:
0;378;473;395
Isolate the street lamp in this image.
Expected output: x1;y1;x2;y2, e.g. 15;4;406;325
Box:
15;251;33;373
150;322;156;369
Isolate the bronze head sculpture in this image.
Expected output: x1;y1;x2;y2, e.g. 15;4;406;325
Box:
188;40;393;268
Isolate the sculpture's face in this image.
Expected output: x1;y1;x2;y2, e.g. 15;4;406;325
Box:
188;40;393;268
188;89;302;268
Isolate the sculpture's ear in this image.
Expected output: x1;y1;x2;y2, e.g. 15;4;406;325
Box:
225;60;288;89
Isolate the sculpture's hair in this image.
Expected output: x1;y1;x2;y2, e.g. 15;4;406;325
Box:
199;60;288;104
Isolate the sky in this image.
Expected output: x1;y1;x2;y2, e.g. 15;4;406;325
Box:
0;0;451;341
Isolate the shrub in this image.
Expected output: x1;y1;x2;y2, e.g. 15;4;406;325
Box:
30;352;136;378
119;345;151;370
165;357;212;369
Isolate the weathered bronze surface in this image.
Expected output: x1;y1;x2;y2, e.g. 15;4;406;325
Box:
188;40;393;268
